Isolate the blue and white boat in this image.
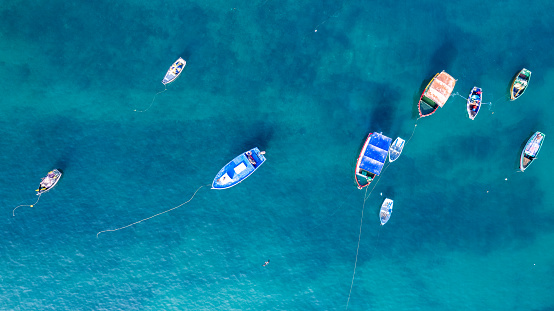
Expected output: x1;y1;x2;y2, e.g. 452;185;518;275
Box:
466;87;482;120
212;148;266;189
388;137;405;162
354;132;392;189
380;198;393;225
520;131;545;171
162;58;186;85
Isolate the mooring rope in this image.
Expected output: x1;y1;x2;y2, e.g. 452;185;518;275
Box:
134;84;167;112
405;117;420;145
96;184;209;237
345;186;369;310
312;0;350;33
12;194;41;216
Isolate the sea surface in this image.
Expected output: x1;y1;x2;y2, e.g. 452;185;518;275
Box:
1;0;553;310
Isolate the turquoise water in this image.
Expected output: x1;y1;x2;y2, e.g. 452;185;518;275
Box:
1;0;553;309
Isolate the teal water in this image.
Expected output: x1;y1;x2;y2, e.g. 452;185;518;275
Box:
1;0;553;310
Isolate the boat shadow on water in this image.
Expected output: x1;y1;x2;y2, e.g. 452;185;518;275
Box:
229;121;274;156
367;83;400;134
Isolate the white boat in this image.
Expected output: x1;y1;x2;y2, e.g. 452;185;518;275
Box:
380;198;393;225
520;131;545;171
388;137;405;162
162;58;186;85
36;169;62;195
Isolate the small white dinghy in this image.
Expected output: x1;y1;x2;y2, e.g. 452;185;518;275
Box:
36;169;62;195
162;57;186;85
388;137;405;162
380;198;393;225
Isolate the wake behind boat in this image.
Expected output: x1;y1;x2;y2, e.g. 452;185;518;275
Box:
520;131;545;171
418;71;457;118
380;198;393;225
388;137;405;162
467;86;482;120
36;169;62;195
212;148;266;189
510;68;531;100
162;57;186;85
355;132;392;189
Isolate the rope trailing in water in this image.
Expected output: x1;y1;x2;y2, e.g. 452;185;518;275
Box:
96;184;208;237
345;186;370;310
452;91;468;101
404;118;420;146
134;84;167;112
312;0;350;32
13;194;41;216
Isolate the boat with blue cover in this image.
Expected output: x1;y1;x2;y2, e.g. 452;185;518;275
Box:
380;198;393;225
354;132;392;189
520;131;545;171
467;87;482;120
388;137;405;162
212;148;266;189
36;169;62;195
162;58;186;85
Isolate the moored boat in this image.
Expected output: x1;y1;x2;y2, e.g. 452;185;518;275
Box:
418;71;457;117
520;131;545;171
388;137;405;162
212;148;266;189
380;198;393;225
36;169;62;195
354;132;392;189
466;86;482;120
510;68;531;100
162;57;186;85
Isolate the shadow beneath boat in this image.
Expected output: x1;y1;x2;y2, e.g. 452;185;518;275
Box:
233;121;275;155
428;41;458;73
367;82;400;134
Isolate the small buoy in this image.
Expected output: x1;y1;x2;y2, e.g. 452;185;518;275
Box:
315;29;318;32
380;192;382;196
486;191;489;193
30;205;33;207
505;178;508;181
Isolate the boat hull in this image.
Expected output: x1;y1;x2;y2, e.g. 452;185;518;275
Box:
388;137;405;162
212;147;266;189
466;87;482;120
380;198;393;225
418;73;439;117
36;169;62;195
162;58;186;85
354;133;374;189
510;68;531;100
520;131;545;171
418;71;457;118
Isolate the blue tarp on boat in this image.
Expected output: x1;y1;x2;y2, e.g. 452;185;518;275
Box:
359;133;392;175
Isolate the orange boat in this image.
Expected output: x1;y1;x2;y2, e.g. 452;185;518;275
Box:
418;71;457;117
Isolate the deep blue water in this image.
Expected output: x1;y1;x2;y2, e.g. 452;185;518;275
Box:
1;0;553;310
